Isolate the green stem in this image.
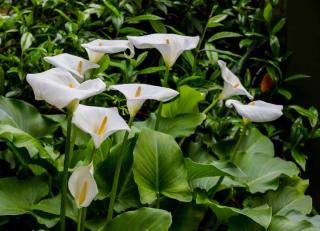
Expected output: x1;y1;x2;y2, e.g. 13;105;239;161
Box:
230;121;249;161
60;109;74;231
202;96;220;114
194;3;215;67
106;116;134;223
89;148;97;163
81;208;87;231
156;193;160;209
155;67;170;130
77;208;83;231
77;208;87;231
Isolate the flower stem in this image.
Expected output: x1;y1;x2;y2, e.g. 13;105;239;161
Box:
77;207;87;231
106;116;134;223
155;67;170;130
230;120;249;161
194;3;215;67
202;96;220;114
60;109;74;231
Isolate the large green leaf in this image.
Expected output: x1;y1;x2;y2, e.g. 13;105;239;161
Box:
136;113;205;138
161;85;204;118
185;158;245;180
0;96;57;138
245;186;312;216
133;128;192;204
196;193;272;229
234;152;299;193
237;128;274;157
0;177;48;215
0;124;49;158
33;194;78;221
269;211;320;231
101;207;172;231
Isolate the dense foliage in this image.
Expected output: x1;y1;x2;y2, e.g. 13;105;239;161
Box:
0;0;319;230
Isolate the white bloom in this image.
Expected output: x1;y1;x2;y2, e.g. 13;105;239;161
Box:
109;83;179;118
128;34;199;68
72;104;130;148
26;68;106;109
225;99;283;122
82;39;135;63
218;60;253;100
44;53;99;80
68;163;98;208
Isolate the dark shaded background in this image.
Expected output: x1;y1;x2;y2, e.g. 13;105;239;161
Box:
287;0;320;209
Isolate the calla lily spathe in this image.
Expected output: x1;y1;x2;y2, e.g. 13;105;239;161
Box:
127;34;199;68
82;39;135;63
218;60;253;100
72;104;130;148
68;163;98;208
109;83;179;118
225;99;283;122
44;53;99;80
26;68;106;109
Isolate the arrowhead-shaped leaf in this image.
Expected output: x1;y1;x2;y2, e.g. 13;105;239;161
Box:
133;128;192;204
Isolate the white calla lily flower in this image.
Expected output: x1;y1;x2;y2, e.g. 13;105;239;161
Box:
82;39;135;63
72;104;130;148
109;83;179;118
218;60;253;100
44;53;99;80
68;163;98;208
26;68;106;109
225;99;283;122
127;34;199;68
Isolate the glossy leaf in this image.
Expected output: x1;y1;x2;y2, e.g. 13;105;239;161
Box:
133;128;192;204
102;207;172;231
196;193;272;229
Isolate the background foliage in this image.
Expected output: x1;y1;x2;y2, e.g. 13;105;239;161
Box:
0;0;319;230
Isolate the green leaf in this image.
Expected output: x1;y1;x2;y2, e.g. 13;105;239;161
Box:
0;96;58;138
291;149;306;171
161;85;204;118
234;152;299;193
0;67;4;96
207;14;227;28
269;211;320;231
237;128;274;157
33;194;78;221
150;20;167;33
102;207;172;231
135;113;205;138
0;177;48;216
138;66;166;75
208;32;242;42
289;105;315;119
284;74;311;82
103;0;120;16
205;43;218;64
21;32;34;50
272;18;286;35
185;158;245;180
246;186;312;216
126;14;163;23
263;3;273;23
156;113;205;138
133;128;192;204
196;193;272;229
270;35;280;56
0;124;52;159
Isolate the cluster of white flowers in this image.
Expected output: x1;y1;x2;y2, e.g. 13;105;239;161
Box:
26;33;199;208
26;33;283;209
